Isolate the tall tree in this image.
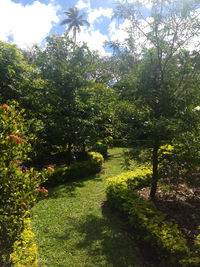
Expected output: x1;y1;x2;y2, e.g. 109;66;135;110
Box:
113;0;200;199
32;34;113;162
60;7;90;43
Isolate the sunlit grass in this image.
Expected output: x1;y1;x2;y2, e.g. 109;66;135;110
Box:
31;148;144;266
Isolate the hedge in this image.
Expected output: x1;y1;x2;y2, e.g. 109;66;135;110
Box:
10;217;38;266
91;142;108;158
45;152;104;186
106;166;200;266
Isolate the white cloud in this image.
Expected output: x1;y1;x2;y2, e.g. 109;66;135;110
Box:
88;7;113;25
118;0;152;9
76;0;89;10
0;0;59;48
109;17;153;55
109;19;130;43
77;27;111;56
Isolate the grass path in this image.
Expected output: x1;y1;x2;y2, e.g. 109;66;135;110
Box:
32;148;144;267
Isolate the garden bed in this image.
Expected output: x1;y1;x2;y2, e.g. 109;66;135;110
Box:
138;180;200;251
106;167;200;266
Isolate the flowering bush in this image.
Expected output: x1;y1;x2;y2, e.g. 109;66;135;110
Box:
0;103;46;265
37;186;48;200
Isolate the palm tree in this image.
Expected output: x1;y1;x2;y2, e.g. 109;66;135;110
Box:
60;7;90;43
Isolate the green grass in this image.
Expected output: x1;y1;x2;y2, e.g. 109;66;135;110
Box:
31;148;144;267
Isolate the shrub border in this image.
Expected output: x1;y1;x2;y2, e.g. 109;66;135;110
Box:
45;151;104;186
10;217;38;266
106;167;200;266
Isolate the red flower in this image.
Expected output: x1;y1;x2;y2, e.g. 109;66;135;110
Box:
8;135;27;145
9;160;22;166
37;187;48;195
1;105;8;110
44;188;48;194
22;169;29;173
21;202;26;208
47;166;54;172
9;135;15;142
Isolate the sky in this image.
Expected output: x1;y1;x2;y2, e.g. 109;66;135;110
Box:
0;0;140;56
0;0;110;55
0;0;199;56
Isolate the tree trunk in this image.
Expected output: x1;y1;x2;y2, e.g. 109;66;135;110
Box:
150;135;159;200
73;28;76;43
67;142;73;163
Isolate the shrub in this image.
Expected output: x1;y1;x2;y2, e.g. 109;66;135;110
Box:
158;142;200;185
10;216;38;266
106;167;191;265
91;141;108;158
106;165;152;197
180;229;200;266
45;152;104;186
112;138;124;147
0;103;46;265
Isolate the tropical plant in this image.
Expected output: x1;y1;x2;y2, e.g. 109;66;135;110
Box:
60;7;90;43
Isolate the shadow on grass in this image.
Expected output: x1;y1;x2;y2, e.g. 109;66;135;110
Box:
76;206;142;266
51;202;144;267
105;152;123;161
48;173;103;199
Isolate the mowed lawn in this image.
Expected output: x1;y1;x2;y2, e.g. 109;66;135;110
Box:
31;148;144;267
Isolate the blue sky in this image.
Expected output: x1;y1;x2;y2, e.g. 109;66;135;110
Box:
0;0;131;56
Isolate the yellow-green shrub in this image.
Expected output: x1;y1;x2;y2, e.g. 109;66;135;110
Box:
181;230;200;266
45;152;104;186
106;166;152;203
10;217;38;266
91;141;108;158
106;167;191;265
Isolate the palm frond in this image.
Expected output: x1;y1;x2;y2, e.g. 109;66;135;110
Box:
81;20;90;27
60;19;72;26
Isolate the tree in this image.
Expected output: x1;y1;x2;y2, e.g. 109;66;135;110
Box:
31;34;114;162
0;42;25;102
113;0;200;199
60;7;90;43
